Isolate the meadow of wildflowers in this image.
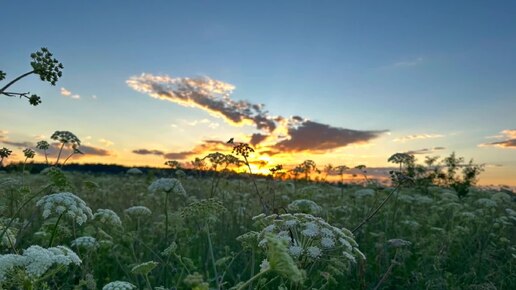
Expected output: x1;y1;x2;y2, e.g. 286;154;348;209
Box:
0;134;514;289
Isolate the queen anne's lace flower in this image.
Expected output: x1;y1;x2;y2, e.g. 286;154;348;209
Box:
72;236;98;250
36;192;93;225
22;245;81;278
148;178;186;196
124;206;152;217
94;209;122;227
253;212;363;278
102;281;136;290
126;168;143;175
288;199;322;215
0;254;27;281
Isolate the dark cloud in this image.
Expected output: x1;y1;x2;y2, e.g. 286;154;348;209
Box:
487;139;516;148
405;147;446;155
163;140;233;160
272;121;387;152
1;140;34;148
249;133;268;146
132;149;165;156
36;143;112;159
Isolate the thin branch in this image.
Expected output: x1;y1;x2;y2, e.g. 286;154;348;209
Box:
0;71;35;94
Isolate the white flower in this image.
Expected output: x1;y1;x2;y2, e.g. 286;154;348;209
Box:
124;206;152;217
307;246;322;259
102;281;136;290
23;245;81;278
148;178;186;196
0;254;27;282
126;168;143;175
94;209;122;227
287;199;322;215
36;192;93;225
387;239;412;248
72;236;98;250
288;246;303;258
321;237;335;249
259;259;270;272
477;198;497;208
301;222;319;237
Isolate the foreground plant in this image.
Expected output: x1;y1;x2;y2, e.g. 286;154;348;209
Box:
0;47;63;106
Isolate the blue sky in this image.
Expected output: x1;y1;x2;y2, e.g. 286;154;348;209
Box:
1;1;515;185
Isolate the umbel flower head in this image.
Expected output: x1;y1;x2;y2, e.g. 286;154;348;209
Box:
71;236;98;250
124;205;152;217
148;178;186;196
102;281;136;290
51;130;81;146
36;192;93;225
94;209;122;227
23;148;36;159
287;199;322;215
36;140;50;150
251;213;364;278
0;245;81;281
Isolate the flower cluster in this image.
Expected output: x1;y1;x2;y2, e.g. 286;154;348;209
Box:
94;209;122;227
36;192;93;225
102;281;136;290
50;130;81;146
148;178;186;196
0;245;81;281
71;236;98;250
126;168;143;175
124;206;152;217
252;213;364;273
287;199;322;215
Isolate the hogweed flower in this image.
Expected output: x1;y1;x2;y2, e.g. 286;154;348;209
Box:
36;192;93;225
36;140;50;150
131;261;158;275
102;281;136;290
23;245;81;278
51;130;81;146
252;212;364;279
126;168;143;175
148;178;186;196
288;199;322;215
23;148;36;159
94;209;122;227
71;236;98;250
124;206;152;217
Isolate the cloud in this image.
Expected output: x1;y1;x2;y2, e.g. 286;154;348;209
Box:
132;149;165;156
393;133;444;143
272;121;386;153
127;74;276;132
405;147;446;155
60;87;80;99
1;140;33;148
184;118;220;129
127;74;387;156
99;138;114;147
392;57;424;67
480;129;516;149
163;140;232;160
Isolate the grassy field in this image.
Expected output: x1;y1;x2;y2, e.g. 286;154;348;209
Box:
0;166;515;290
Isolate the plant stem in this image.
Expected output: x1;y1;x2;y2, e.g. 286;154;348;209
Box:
48;213;64;247
55;143;66;166
352;183;402;234
0;185;50;242
0;71;35;94
237;269;270;290
206;226;220;290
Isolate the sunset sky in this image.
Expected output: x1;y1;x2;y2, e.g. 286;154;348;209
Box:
1;1;515;185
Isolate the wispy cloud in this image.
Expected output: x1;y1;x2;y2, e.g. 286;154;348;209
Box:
393;133;444;143
392;57;424;68
185;118;220;129
405;147;446;155
127;74;387;157
99;138;114;147
480;129;516;149
60;87;80;100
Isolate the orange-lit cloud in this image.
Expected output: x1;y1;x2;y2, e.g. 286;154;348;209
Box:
60;87;80;100
480;129;516;149
127;74;387;157
133;140;233;161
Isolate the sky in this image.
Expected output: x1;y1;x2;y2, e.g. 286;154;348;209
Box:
1;0;515;186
